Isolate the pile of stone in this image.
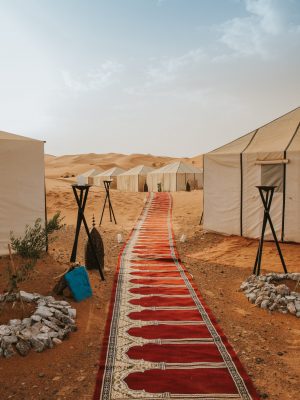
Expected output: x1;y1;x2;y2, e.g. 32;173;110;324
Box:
240;273;300;317
0;290;76;358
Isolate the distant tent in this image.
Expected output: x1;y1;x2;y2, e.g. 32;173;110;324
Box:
0;131;45;255
76;169;102;185
147;161;203;192
203;107;300;243
93;167;125;189
117;165;154;192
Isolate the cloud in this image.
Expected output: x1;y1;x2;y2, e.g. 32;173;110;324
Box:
145;49;205;86
62;61;123;92
219;0;285;58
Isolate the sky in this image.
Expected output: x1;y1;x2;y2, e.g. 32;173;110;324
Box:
0;0;300;157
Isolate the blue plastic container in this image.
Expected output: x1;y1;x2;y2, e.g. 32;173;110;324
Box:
65;266;92;302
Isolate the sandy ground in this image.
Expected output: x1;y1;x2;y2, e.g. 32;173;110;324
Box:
0;179;299;400
45;152;203;180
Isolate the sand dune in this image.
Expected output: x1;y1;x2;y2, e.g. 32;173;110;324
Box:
45;152;203;179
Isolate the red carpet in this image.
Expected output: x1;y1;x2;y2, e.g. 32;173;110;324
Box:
94;193;259;399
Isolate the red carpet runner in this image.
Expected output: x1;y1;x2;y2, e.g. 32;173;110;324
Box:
94;193;259;399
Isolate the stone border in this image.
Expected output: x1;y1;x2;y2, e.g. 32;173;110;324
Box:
240;273;300;317
0;291;77;358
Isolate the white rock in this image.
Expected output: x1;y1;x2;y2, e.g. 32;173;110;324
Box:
35;307;53;318
31;315;42;323
117;233;123;244
261;300;269;309
180;234;186;243
0;325;11;336
68;308;76;319
285;295;296;301
22;318;32;327
287;302;296;315
52;338;62;345
40;326;51;333
9;319;21;326
2;335;18;344
19;291;35;302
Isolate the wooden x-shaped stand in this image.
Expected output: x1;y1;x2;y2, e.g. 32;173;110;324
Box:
70;184;105;281
253;185;287;276
99;180;117;225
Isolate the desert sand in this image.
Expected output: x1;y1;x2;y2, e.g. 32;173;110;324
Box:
0;153;299;400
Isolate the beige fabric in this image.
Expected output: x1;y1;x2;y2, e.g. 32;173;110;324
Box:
93;167;125;189
0;132;45;255
117;165;154;192
76;169;102;185
204;153;241;235
285;125;300;242
204;107;300;242
147;162;203;192
211;131;256;154
242;152;283;240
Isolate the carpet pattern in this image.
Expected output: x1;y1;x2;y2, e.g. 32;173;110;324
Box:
94;193;259;400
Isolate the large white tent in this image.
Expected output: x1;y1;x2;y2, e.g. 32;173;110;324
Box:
117;165;154;192
203;107;300;242
93;167;125;189
0;131;45;255
147;161;203;192
76;168;102;185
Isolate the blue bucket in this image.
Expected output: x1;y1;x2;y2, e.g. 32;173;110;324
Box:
65;266;92;302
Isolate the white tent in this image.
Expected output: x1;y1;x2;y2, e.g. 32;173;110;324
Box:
203;107;300;242
117;165;154;192
0;131;45;255
147;161;203;192
93;167;125;189
76;168;102;185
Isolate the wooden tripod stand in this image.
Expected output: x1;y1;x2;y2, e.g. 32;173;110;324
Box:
99;180;117;225
70;184;105;280
253;185;287;276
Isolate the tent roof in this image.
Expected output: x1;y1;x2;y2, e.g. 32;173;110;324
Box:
0;130;43;142
119;165;154;176
149;161;203;174
96;167;125;177
77;168;102;178
209;107;300;155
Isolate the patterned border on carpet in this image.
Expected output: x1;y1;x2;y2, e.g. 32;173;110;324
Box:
93;193;259;400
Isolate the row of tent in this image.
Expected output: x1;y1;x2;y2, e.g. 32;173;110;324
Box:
77;162;203;192
1;106;300;255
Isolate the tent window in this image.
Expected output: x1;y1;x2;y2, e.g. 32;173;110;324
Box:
261;164;284;192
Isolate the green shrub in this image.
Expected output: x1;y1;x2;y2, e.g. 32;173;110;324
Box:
46;211;65;235
10;212;64;259
10;218;47;259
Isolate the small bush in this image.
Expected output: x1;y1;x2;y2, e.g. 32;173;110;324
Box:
10;218;47;259
47;211;65;235
10;212;64;259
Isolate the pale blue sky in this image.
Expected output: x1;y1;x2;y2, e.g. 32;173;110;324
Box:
0;0;300;156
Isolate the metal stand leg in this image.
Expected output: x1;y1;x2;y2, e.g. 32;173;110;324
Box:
70;185;105;281
253;186;287;276
99;180;117;225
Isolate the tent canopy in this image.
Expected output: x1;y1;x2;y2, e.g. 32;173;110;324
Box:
117;165;154;192
204;107;300;242
95;167;125;177
149;161;202;174
0;130;45;255
93;167;125;188
120;165;154;176
147;161;203;192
